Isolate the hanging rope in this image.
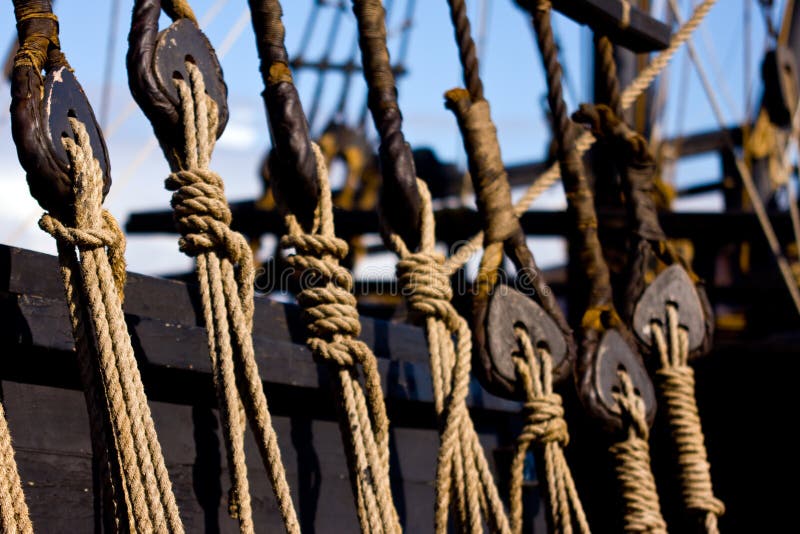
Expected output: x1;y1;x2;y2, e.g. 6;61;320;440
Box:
0;402;32;534
443;0;719;275
651;306;724;533
608;371;666;534
384;179;510;534
510;328;588;534
163;60;299;534
39;118;183;533
282;143;400;534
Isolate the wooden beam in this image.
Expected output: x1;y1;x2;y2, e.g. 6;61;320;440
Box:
514;0;672;52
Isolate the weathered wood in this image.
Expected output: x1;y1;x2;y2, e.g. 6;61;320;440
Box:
0;243;518;413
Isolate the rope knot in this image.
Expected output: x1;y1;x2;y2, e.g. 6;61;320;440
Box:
395;251;455;322
521;395;569;446
165;168;250;263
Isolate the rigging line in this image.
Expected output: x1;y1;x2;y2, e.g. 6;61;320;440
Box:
215;7;252;58
668;0;800;315
199;0;231;27
744;0;752;122
99;0;121;129
395;0;417;67
333;35;360;118
357;0;399;128
306;6;346;131
779;0;797;44
697;16;739;119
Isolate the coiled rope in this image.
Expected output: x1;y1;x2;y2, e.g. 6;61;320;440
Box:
651;305;724;533
281;143;401;534
164;60;299;534
511;328;588;534
384;179;510;534
443;0;719;275
608;371;666;534
40;118;183;533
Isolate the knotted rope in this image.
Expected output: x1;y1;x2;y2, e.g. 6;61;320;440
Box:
165;60;299;534
0;402;32;534
510;328;588;534
608;371;666;534
443;0;719;275
385;179;510;534
40;118;183;533
281;143;400;534
651;305;723;533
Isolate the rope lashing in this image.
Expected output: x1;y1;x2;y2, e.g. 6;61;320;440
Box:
510;328;589;534
282;143;401;534
0;402;32;534
40;118;184;534
442;0;719;275
385;179;511;534
608;371;666;534
164;60;299;534
651;305;724;533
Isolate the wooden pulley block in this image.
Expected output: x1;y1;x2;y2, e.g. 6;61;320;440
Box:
11;64;110;214
632;264;706;352
576;325;657;434
128;0;228;150
480;286;572;398
762;46;799;128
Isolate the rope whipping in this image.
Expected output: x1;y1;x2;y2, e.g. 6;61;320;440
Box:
39;119;183;533
529;1;666;531
163;60;299;534
384;179;511;534
282;144;400;534
651;306;724;533
443;0;719;275
443;0;585;530
510;328;588;534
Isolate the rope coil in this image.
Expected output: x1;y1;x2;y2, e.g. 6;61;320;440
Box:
385;179;511;534
652;305;724;533
282;143;401;534
510;327;589;534
164;60;300;534
608;371;666;534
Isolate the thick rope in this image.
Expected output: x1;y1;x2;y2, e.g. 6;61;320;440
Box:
608;371;666;534
443;0;718;275
166;61;299;534
510;328;589;534
0;402;32;534
651;305;723;533
40;118;183;533
281;144;400;534
385;179;510;534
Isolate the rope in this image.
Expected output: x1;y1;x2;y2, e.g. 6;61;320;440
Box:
442;0;719;275
446;0;484;101
281;143;401;534
0;402;32;534
165;60;299;534
608;371;666;534
510;328;589;534
651;305;724;533
385;179;511;534
40;118;183;533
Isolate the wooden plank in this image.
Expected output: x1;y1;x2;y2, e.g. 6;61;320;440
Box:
0;244;520;414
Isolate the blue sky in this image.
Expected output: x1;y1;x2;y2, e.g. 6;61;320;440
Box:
0;0;781;275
